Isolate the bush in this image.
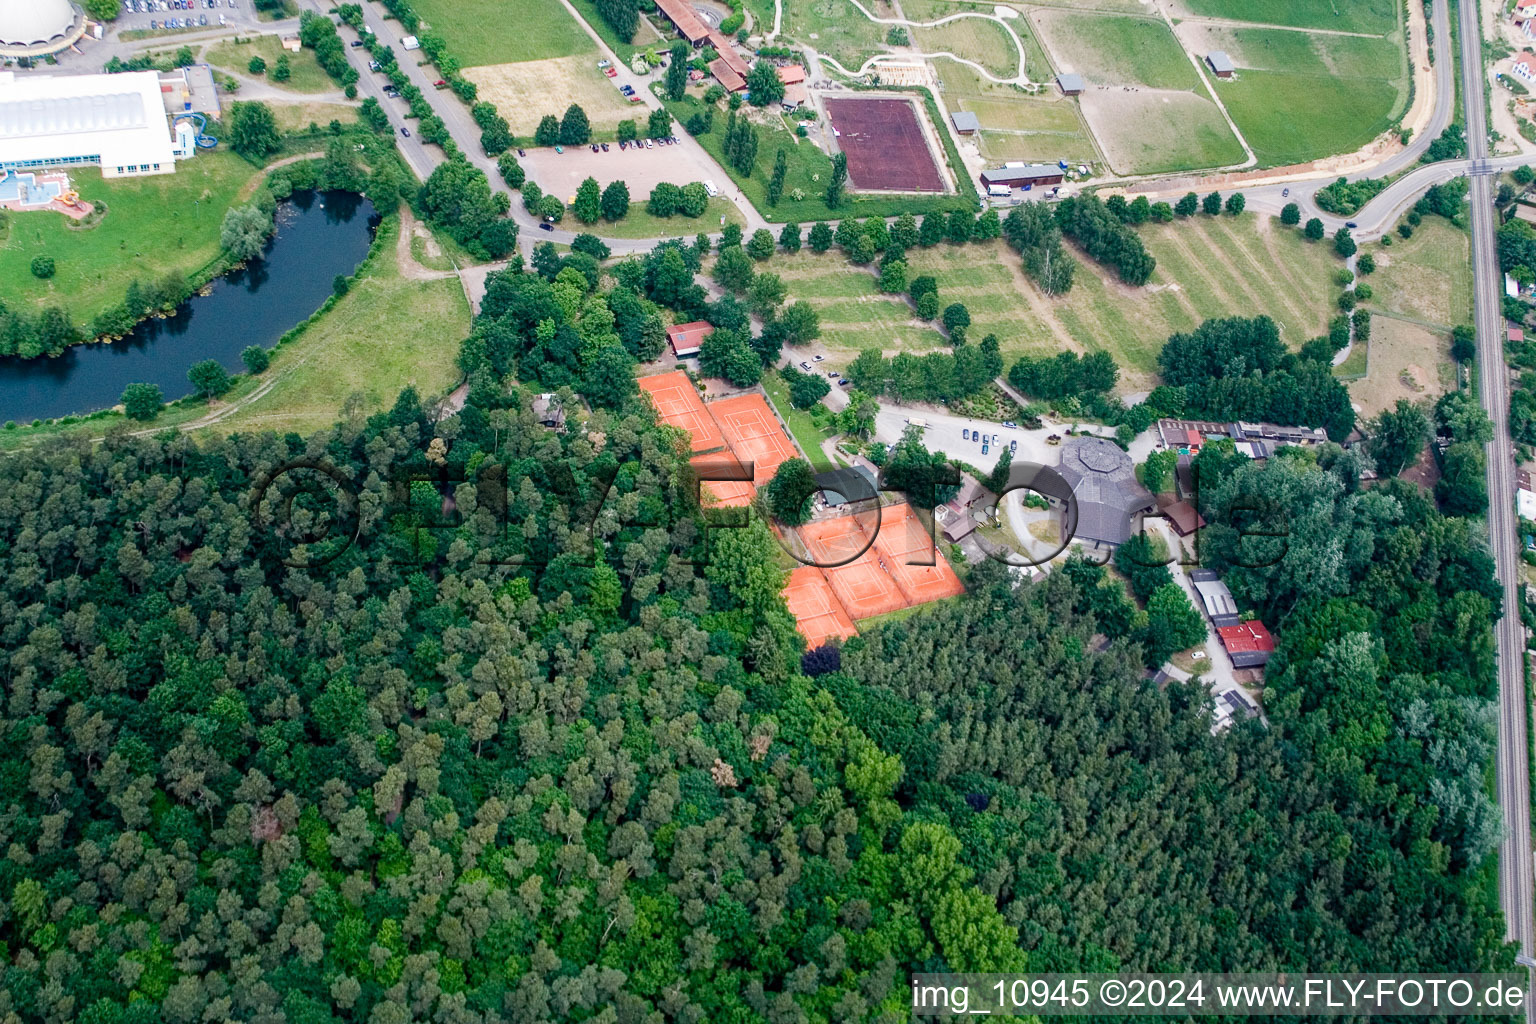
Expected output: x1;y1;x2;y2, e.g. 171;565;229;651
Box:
248;55;266;75
120;382;164;421
29;255;55;279
241;345;271;374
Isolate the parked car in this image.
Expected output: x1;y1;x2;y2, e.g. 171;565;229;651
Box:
605;67;618;77
539;222;553;231
813;354;824;361
591;144;599;152
962;429;970;441
799;361;811;370
517;148;526;157
432;79;447;88
1010;439;1017;452
826;369;839;377
645;138;653;149
597;59;610;68
1281;188;1290;197
981;443;990;455
1002;420;1017;428
400;127;410;137
1345;221;1358;229
838;379;850;387
601;143;609;151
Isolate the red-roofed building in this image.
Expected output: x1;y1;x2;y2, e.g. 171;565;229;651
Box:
655;0;710;44
778;63;806;84
707;30;748;75
1517;0;1536;20
1514;51;1536;83
666;320;713;358
710;57;746;92
1511;326;1526;343
1217;620;1274;668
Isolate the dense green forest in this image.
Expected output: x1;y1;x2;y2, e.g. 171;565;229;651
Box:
0;243;1516;1020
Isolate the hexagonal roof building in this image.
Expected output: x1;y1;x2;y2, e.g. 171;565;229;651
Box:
1056;435;1156;546
0;0;86;58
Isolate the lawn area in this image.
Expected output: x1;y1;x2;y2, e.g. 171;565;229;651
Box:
584;198;745;239
911;13;1020;78
1366;220;1473;328
204;35;335;93
410;0;594;67
762;371;837;473
773;213;1340;391
0;151;259;322
783;0;895;69
1197;26;1408;165
938;65;1098;166
565;0;664;59
1032;9;1243;173
1178;0;1398;35
662;93;973;222
1032;10;1200;91
210;218;468;435
269;101;360;134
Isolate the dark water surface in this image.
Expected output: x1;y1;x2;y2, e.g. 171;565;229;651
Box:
0;190;379;423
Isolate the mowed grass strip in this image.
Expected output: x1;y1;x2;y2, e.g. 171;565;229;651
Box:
204;35;336;93
776;215;1340;390
409;0;593;67
914;15;1020;78
212;217;468;436
0;151;257;321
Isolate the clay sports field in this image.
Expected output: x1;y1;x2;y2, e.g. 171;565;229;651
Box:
824;97;946;193
638;372;725;454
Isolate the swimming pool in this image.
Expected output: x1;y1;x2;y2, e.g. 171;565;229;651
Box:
0;171;64;208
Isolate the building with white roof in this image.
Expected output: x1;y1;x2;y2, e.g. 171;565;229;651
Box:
0;70;194;179
0;0;85;59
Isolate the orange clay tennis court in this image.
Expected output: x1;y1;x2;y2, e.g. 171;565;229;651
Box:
691;454;756;508
709;393;801;486
793;516;907;618
873;503;966;605
782;566;859;648
638;372;725;454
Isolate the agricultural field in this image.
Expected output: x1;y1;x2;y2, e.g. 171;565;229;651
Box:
0;151;257;322
1030;10;1243;173
1365;220;1474;328
1187;25;1408;165
783;0;895;70
777;213;1341;391
1174;0;1398;36
204;35;335;93
1344;317;1454;419
464;57;635;136
410;0;594;67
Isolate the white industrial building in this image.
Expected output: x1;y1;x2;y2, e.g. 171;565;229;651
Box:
0;70;197;178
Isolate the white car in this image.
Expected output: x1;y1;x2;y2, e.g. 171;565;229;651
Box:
799;361;812;370
703;179;719;197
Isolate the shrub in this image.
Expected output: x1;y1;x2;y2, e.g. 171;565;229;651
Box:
241;345;271;374
29;255;55;279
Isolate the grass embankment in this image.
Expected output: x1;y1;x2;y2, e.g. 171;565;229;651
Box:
1;150;255;323
761;373;837;473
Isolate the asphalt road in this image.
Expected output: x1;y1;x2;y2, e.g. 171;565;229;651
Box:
1455;0;1536;998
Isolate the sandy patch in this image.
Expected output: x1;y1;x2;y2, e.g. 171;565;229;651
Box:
1347;317;1451;419
464;56;638;135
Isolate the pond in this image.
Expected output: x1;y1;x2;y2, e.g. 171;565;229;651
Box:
0;190;380;424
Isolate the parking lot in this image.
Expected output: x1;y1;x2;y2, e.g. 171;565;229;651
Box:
521;140;731;204
112;0;256;34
